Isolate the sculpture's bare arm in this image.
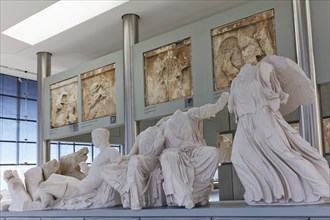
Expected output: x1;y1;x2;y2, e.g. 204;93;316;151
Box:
189;92;229;120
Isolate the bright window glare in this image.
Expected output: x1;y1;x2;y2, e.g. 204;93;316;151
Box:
2;1;128;45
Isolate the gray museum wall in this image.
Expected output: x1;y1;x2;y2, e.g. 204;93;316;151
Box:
134;0;296;122
310;0;330;84
43;0;329;149
136;0;297;147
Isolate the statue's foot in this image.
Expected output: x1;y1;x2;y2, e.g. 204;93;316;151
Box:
246;197;330;206
38;188;54;208
131;204;142;210
165;194;177;206
122;192;130;209
184;196;195;209
196;199;209;206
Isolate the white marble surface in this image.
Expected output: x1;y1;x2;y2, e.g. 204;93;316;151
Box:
38;128;121;209
228;55;330;205
158;92;229;209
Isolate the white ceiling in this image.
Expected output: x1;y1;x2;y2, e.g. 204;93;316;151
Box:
0;0;248;80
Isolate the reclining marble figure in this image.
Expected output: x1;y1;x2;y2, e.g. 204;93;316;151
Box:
24;147;88;203
102;126;165;210
228;55;330;205
157;92;229;208
37;128;121;209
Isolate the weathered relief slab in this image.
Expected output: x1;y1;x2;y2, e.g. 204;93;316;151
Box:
290;122;300;133
212;9;276;90
217;133;233;164
323;118;330;154
144;38;192;106
50;77;78;128
81;64;116;121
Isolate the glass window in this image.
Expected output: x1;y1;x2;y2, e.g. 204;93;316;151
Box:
50;143;59;161
19;78;28;98
20;79;37;99
111;144;121;153
19;143;37;164
60;143;74;157
93;147;100;160
19;99;37;120
0;142;17;164
2;75;17;96
19;121;37;142
0;119;18;141
0;95;2;117
0;74;3;93
2;96;18;119
27;80;38;99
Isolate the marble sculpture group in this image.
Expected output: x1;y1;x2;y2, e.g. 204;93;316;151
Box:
2;55;329;212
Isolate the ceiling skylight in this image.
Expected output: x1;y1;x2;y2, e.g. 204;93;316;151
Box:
2;1;128;45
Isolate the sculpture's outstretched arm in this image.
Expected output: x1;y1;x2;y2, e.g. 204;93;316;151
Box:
189;92;229;120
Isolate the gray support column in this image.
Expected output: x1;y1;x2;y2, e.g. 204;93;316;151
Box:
37;52;52;165
293;0;323;154
122;14;139;154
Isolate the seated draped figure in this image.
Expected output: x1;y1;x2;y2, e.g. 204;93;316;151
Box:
101;125;166;210
157;92;229;209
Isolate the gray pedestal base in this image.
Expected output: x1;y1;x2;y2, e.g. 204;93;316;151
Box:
218;162;245;201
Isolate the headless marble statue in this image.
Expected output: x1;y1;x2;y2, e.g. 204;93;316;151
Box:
38;128;121;209
228;55;330;205
102;126;165;210
157;92;229;208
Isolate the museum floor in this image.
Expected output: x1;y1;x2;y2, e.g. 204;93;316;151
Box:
1;200;329;220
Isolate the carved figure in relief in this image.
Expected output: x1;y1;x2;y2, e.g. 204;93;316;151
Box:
216;37;243;87
212;10;276;90
228;55;330;205
102;126;165;210
144;39;192;106
217;134;233;164
82;70;116;121
324;118;330;154
168;44;192;101
37;128;121;209
51;83;78;128
145;55;169;106
157;92;229;209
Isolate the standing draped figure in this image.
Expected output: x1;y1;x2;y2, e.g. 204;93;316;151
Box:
228;55;330;205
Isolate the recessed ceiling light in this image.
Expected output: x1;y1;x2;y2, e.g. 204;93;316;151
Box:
2;0;128;45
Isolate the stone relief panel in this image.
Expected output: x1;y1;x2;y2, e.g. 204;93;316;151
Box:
50;77;78;128
289;122;300;133
323;118;330;154
217;133;233;164
212;9;276;90
144;38;192;106
81;64;116;121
